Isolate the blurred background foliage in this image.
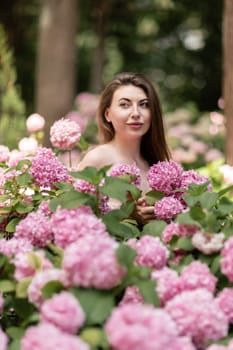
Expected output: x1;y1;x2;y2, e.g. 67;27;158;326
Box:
0;0;222;113
0;0;225;158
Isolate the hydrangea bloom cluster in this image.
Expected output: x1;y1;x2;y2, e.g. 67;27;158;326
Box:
27;268;69;307
13;251;52;281
147;160;183;195
30;147;70;188
50;206;108;248
127;235;169;269
26;113;45;133
147;161;211;221
37;201;53;217
62;234;125;289
40;291;85;334
216;288;233;323
119;286;144;306
0;237;33;257
165;288;228;348
162;222;198;244
50;118;81;151
0;328;8;350
74;179;97;194
14;211;53;248
21;322;89;350
108;162;141;186
105;303;185;350
221;237;233;282
152;267;181;305
154;196;185;221
0;145;10;163
192;231;225;255
179;260;217;293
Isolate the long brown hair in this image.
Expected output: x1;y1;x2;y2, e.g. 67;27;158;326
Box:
97;72;171;165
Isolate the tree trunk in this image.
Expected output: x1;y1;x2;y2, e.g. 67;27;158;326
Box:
89;0;111;93
223;0;233;165
35;0;78;146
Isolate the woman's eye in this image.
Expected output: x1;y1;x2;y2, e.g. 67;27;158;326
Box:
120;102;129;108
140;101;149;108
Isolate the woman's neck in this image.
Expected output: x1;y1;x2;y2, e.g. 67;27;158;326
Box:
109;138;142;164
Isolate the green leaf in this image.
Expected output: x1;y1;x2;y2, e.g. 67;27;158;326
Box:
176;237;193;251
26;252;43;270
190;206;206;221
14;202;34;214
116;244;137;268
6;327;25;340
70;166;107;185
15;159;31;170
12;298;36;319
187;182;210;196
41;280;65;299
0;279;16;292
72;288;115;325
6;217;21;232
102;210;136;239
80;327;108;348
211;254;221;274
145;190;164;205
101;176;141;202
49;190;98;212
175;211;200;226
199;191;219;209
15;277;32;298
16;172;32;186
136;279;160;307
142;220;167;237
8;339;21;350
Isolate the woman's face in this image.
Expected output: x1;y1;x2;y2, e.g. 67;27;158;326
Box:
104;84;151;140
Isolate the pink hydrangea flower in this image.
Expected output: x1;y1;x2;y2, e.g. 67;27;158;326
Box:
180;169;212;193
7;149;25;167
51;206;108;248
0;145;10;163
0;237;33;257
13;250;53;281
74;179;97;194
105;303;179;350
75;92;99;119
26;113;45;133
14;211;53;248
108;162;141;186
192;231;225;255
37;201;53;217
62;235;125;289
21;322;89;350
171;336;196;350
65;111;87;132
127;235;169;269
147;160;183;195
206;345;227;350
119;286;144;306
179;260;217;293
0;328;8;350
30;147;70;188
154;196;184;221
28;268;69;307
151;267;181;305
18;137;38;154
165;288;228;348
40;291;85;334
50;118;81;151
162;222;198;244
216;288;233;323
221;237;233;282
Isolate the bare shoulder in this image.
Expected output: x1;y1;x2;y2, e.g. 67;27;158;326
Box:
78;144;114;170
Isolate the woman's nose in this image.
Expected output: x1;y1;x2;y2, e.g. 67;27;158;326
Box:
130;104;140;117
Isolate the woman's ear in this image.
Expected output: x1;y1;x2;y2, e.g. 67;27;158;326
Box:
104;108;111;123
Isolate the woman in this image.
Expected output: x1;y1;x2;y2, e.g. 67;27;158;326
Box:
78;72;171;224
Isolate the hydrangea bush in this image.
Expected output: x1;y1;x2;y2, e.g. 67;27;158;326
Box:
0;118;233;350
